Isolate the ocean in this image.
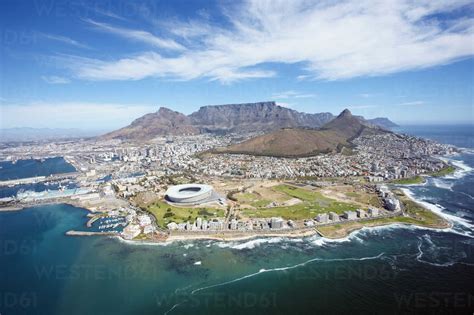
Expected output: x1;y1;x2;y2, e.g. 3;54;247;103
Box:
1;125;473;314
0;157;76;181
0;157;77;199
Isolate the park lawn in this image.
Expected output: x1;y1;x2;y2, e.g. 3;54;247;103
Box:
400;197;447;227
344;190;382;208
317;208;449;239
316;216;422;238
346;192;359;198
146;201;225;227
235;192;271;208
241;184;359;220
251;199;272;208
428;166;456;177
273;184;325;201
391;176;425;185
235;192;259;202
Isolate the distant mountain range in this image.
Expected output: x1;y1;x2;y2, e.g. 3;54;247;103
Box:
101;101;398;141
365;117;399;129
0;128;103;142
216;108;388;157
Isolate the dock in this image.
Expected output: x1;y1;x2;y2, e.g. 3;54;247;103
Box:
65;230;117;236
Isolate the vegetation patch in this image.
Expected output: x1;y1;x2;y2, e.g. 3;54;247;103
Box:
317;216;421;238
241;184;359;220
145;201;225;227
391;176;425;185
428;166;456;177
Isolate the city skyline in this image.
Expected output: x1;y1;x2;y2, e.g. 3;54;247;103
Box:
1;0;474;130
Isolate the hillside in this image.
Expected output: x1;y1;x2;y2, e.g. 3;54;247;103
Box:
100;101;395;141
215;128;348;157
101;107;199;140
366;117;399;129
216;109;388;157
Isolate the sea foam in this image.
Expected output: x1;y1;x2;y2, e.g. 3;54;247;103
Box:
401;188;474;234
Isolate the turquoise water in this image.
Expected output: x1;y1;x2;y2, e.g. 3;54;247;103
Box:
1;126;474;314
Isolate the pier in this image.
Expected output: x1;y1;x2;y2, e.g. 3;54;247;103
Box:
65;230;118;236
0;172;80;186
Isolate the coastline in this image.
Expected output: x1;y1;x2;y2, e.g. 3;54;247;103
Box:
165;228;321;242
1;189;453;243
0;153;464;244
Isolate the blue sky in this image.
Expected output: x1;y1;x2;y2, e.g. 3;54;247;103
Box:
1;0;473;130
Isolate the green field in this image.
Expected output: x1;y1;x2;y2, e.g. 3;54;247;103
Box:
428;165;456;177
400;197;446;227
145;201;225;227
235;192;271;208
240;184;359;220
393;189;448;227
317;216;423;238
391;176;426;185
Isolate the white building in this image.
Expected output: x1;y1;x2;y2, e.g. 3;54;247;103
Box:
316;213;329;223
165;184;214;204
167;222;178;230
356;209;367;218
368;208;379;217
122;224;141;240
138;214;152;227
329;212;339;221
271;217;284;229
343;211;357;220
385;197;401;211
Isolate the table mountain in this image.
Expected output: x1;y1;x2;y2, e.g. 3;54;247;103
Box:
100;102;395;141
189;101;334;133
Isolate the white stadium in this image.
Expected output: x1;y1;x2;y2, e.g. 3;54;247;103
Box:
165;184;215;204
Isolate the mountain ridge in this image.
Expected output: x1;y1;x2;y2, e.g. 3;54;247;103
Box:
100;102;397;140
215;108;389;157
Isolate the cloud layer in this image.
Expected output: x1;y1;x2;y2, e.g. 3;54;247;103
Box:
0;102;158;129
59;0;474;83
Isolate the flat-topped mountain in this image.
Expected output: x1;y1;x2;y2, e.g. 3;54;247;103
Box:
216;109;388;157
100;102;397;141
189;101;334;133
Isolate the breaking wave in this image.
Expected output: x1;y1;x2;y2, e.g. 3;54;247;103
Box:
401;188;473;234
190;252;385;295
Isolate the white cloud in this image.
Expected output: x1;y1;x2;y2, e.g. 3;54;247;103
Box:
59;0;474;83
272;90;316;99
41;75;71;84
275;102;294;108
84;18;185;51
398;101;426;106
93;8;129;22
39;33;90;49
0;101;158;129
